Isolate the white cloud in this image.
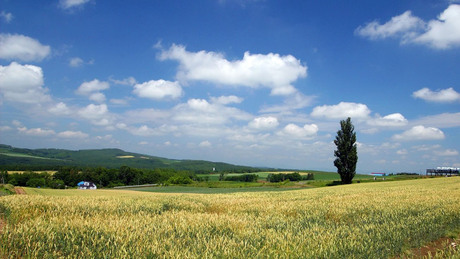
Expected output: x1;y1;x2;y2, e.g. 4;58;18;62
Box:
0;62;51;104
412;87;460;103
76;79;109;95
278;123;318;139
210;95;243;105
392;125;445;141
396;149;408;155
78;103;112;126
356;4;460;49
173;98;251;125
248;116;279;130
116;123;177;137
434;149;459;156
311;102;371;120
110;98;129;105
48;102;71;115
355;11;424;40
199;140;212;147
412;112;460;128
0;11;13;23
159;44;307;96
0;34;51;62
18;127;55;136
260;92;315;113
414;4;460;49
133;80;183;100
69;57;84;67
368;113;408;127
59;0;91;10
57;130;88;138
89;92;106;103
110;76;137;86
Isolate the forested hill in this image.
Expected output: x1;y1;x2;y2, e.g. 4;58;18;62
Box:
0;144;265;173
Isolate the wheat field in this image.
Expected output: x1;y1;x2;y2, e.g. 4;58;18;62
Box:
1;177;459;258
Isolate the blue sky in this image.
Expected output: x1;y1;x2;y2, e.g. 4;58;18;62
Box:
1;0;459;173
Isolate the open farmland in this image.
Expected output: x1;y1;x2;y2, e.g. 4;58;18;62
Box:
1;177;460;258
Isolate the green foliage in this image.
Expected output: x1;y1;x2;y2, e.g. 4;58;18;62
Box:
26;178;46;188
224;174;258;182
333;117;358;184
0;184;15;196
267;172;313;182
166;176;193;185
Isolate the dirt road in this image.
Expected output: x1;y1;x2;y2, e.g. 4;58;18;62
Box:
14;187;26;195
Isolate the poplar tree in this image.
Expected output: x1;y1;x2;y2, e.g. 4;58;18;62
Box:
334;117;358;184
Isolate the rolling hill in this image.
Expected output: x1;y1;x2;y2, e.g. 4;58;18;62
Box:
0;144;265;172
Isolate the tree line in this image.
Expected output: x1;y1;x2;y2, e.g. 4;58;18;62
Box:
1;166;195;188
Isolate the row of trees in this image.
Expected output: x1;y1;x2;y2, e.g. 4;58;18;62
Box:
2;166;195;188
267;172;314;182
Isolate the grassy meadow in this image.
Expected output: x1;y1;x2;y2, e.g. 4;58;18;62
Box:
1;177;460;258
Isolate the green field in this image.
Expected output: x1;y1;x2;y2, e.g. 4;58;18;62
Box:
1;177;459;258
198;170;377;182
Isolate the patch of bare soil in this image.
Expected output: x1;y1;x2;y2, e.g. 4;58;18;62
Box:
396;236;459;258
14;187;26;195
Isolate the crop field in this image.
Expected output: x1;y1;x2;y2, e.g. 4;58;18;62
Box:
1;177;460;258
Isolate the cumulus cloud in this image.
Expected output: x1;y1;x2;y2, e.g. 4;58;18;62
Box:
57;130;88;138
76;79;109;95
173;98;252;125
355;11;424;40
260;92;315;113
18;127;55;136
368;113;408;127
89;92;106;103
0;62;51;104
412;112;460;128
248;116;279;131
210;95;243;105
110;76;137;86
69;57;84;67
0;11;13;23
59;0;91;10
116;123;177;137
159;44;307;96
311;102;371;120
0;34;51;62
392;125;445;141
78;103;112;126
434;149;459;156
356;4;460;49
278;123;318;139
412;87;460;102
48;102;71;115
133;80;183;100
199;140;212;147
414;4;460;49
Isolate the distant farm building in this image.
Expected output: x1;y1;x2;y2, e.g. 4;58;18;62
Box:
426;167;460;176
371;172;386;176
77;181;97;190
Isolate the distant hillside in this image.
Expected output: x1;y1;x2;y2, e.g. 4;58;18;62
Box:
0;144;265;172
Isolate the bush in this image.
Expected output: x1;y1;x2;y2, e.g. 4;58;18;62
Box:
49;179;65;189
167;176;193;185
224;174;258;182
267;172;312;182
26;178;46;188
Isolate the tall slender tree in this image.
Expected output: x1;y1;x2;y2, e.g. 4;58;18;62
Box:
334;117;358;184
